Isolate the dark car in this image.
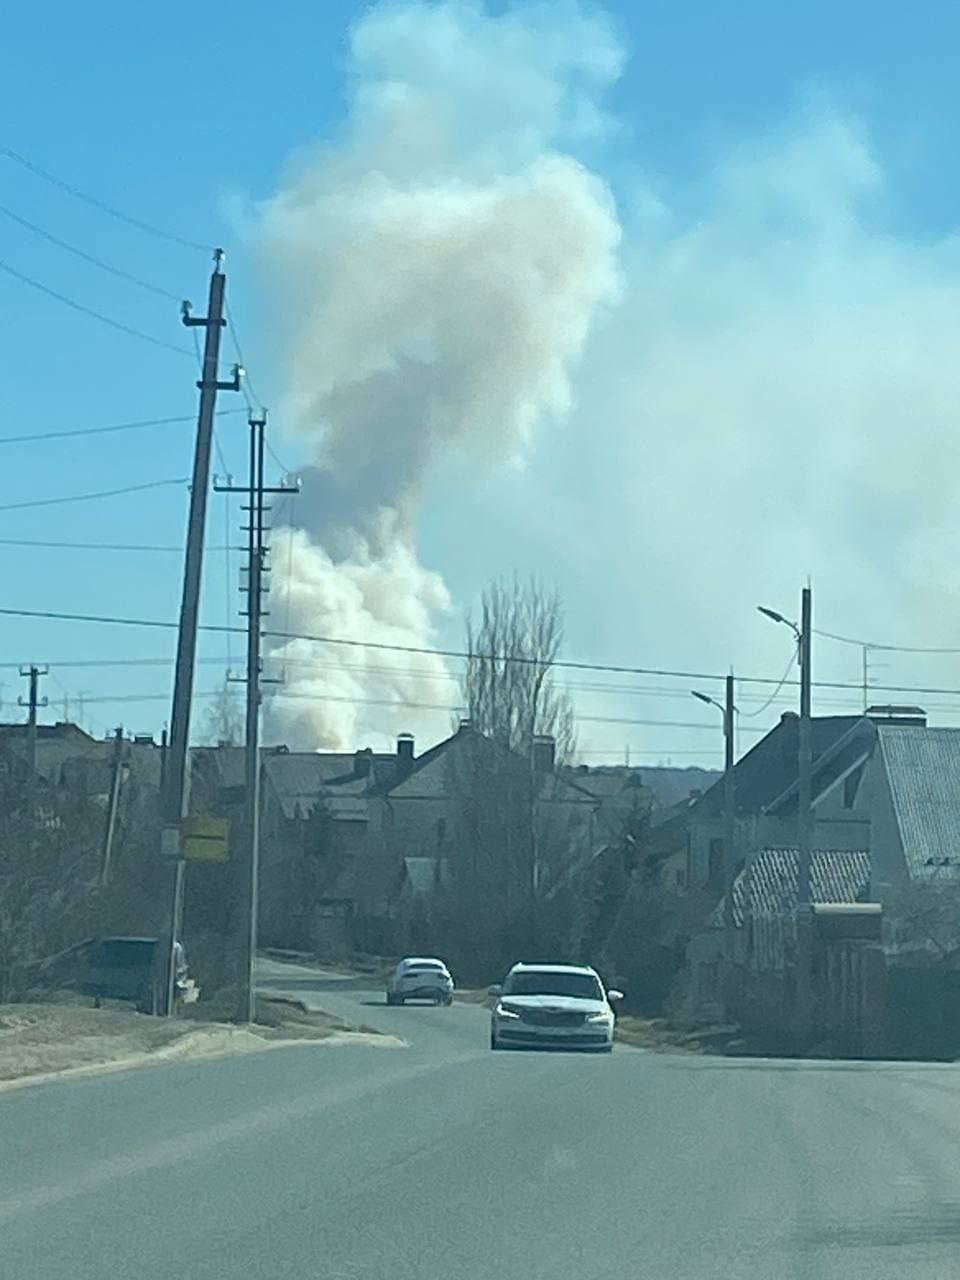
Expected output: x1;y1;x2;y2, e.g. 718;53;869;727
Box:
37;936;193;1014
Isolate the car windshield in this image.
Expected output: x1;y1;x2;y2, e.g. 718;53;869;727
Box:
502;971;603;1000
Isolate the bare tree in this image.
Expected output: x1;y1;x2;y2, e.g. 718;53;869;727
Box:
463;575;575;763
203;676;244;747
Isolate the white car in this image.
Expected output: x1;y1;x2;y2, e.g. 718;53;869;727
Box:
489;963;623;1052
385;957;455;1006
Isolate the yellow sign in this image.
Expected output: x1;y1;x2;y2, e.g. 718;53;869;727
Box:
181;816;230;862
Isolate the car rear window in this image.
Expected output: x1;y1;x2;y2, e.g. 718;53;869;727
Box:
406;963;447;974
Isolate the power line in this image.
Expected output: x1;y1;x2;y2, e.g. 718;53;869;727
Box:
738;651;797;718
0;144;210;252
6;602;960;699
0;408;243;447
0;258;194;358
815;626;960;656
0;539;237;553
0;477;188;513
0;202;183;301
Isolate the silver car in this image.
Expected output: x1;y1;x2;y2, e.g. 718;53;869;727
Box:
489;963;623;1052
386;956;455;1006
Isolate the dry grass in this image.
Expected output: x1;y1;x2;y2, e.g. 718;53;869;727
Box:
0;993;393;1090
614;1015;744;1055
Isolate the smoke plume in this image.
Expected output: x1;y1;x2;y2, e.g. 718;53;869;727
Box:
258;1;621;749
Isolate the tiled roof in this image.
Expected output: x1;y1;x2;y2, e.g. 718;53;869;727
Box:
728;848;871;928
693;715;861;820
878;726;960;879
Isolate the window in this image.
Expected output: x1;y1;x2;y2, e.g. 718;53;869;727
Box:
502;970;603;1000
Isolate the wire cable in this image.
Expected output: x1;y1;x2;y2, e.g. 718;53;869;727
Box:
0;144;210;252
0;477;188;513
0;538;236;552
6;603;960;699
0;258;194;358
0;408;242;447
737;651;797;717
0;202;183;301
815;626;960;656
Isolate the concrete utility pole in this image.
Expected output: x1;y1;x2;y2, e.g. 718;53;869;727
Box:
18;664;48;820
216;415;296;1023
691;676;737;918
797;586;813;908
794;584;814;1047
757;585;815;1048
162;250;241;1017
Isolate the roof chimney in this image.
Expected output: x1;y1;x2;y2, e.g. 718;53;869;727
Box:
779;711;799;765
353;747;373;777
397;733;415;769
532;734;556;773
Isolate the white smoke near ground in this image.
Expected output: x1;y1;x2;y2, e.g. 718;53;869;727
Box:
257;1;622;749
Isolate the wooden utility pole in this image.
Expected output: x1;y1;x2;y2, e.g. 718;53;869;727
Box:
162;250;241;1017
18;664;48;820
216;415;296;1022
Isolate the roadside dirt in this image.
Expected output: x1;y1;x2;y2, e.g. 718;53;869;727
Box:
0;994;398;1092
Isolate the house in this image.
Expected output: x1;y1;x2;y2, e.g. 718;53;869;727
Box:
686;711;865;893
194;723;600;959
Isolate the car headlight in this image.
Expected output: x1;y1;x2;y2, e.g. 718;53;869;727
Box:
495;1003;521;1019
586;1011;613;1024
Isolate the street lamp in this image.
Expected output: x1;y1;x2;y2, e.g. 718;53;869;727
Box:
758;587;814;1049
757;605;800;643
691;676;737;938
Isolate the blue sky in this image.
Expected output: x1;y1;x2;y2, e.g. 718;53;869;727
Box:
2;0;960;759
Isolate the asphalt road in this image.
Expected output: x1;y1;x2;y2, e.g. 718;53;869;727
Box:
3;956;960;1279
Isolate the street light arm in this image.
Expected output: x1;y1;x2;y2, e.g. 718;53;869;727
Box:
758;604;801;640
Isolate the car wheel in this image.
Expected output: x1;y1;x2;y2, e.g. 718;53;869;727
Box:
490;1033;500;1050
385;992;395;1006
444;995;453;1006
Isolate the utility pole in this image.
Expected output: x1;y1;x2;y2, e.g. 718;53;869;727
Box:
216;415;296;1023
691;678;737;926
796;583;814;1047
100;726;125;885
797;586;813;907
18;664;48;820
162;250;241;1017
722;670;736;925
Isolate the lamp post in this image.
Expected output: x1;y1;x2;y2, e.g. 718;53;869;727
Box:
692;674;737;927
758;586;813;1047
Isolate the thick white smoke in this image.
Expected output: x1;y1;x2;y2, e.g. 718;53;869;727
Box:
258;1;621;749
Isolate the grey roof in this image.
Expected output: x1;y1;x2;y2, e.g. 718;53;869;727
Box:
727;848;871;928
569;765;718;808
879;726;960;879
261;751;394;819
693;715;861;820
